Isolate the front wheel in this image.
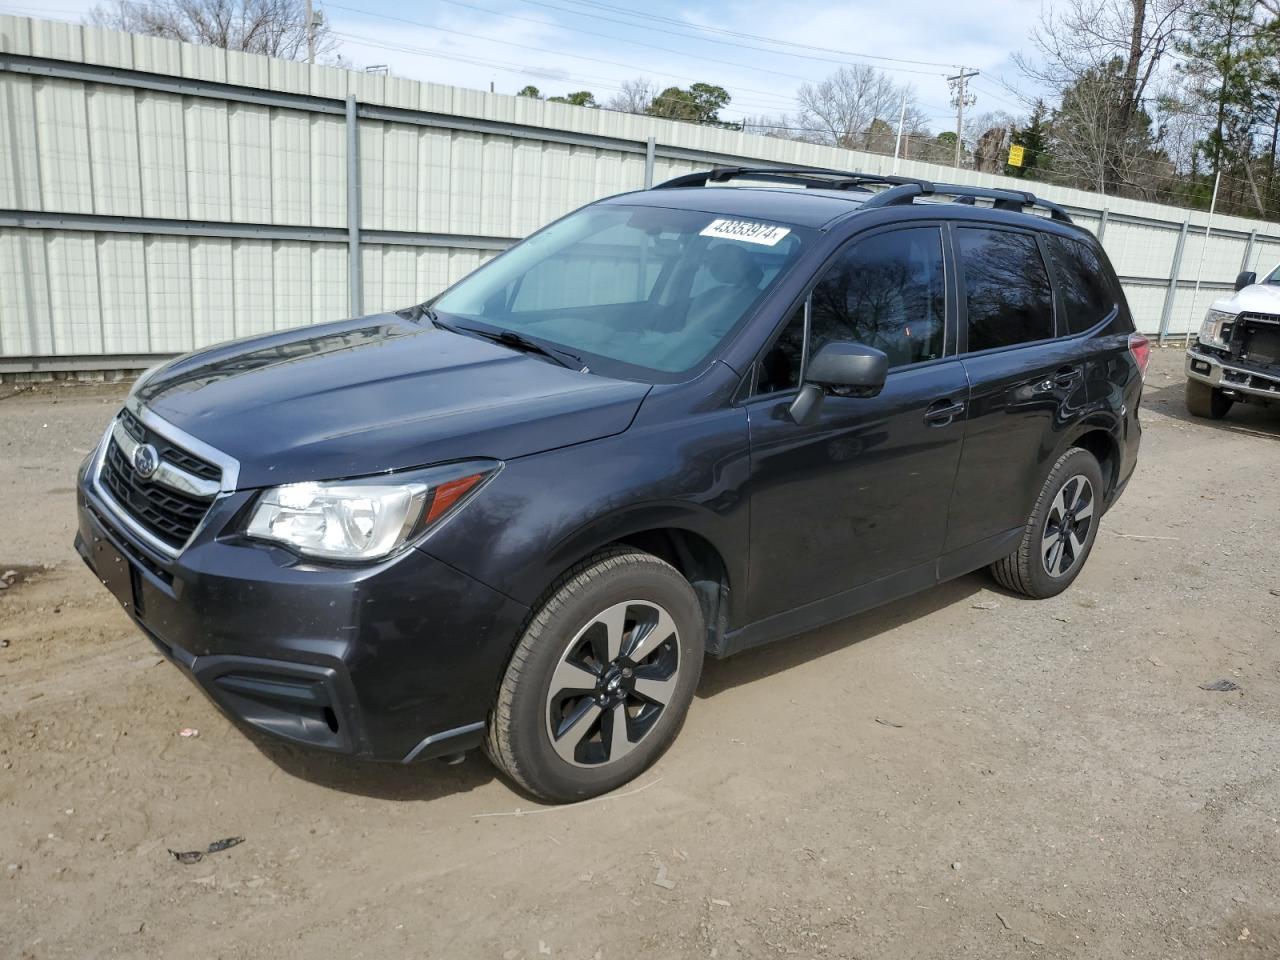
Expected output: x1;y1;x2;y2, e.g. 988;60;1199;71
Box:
485;549;704;803
1185;378;1233;419
990;447;1104;599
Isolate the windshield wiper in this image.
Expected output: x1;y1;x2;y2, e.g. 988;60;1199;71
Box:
436;319;584;370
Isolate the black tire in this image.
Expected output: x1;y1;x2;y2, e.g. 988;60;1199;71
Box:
484;548;704;803
1185;378;1233;419
990;447;1104;599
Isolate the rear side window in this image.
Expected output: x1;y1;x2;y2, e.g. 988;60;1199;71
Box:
1044;235;1118;334
809;227;946;367
957;228;1054;351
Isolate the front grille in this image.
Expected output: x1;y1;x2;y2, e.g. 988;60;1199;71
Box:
1240;316;1280;366
118;408;221;482
99;420;219;550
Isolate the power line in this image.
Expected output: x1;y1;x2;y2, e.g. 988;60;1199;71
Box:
331;30;789;115
329;4;818;91
506;0;953;79
543;0;965;70
325;4;804;105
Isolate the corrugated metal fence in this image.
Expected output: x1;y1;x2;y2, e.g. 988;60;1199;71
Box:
4;13;1280;374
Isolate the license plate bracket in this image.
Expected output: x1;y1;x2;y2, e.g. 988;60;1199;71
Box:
90;536;137;615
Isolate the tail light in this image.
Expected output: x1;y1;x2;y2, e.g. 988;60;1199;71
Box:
1128;333;1151;381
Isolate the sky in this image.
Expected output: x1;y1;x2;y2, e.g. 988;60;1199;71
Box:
0;0;1047;132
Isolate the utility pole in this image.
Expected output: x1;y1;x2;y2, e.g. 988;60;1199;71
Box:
892;90;908;174
305;0;315;63
947;68;978;169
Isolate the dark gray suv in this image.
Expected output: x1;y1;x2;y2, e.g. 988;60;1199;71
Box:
77;167;1146;802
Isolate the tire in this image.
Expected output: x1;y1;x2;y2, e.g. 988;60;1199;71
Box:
989;447;1104;599
1185;378;1233;419
484;548;704;803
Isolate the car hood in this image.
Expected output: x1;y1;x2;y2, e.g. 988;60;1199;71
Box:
134;314;651;489
1214;282;1280;314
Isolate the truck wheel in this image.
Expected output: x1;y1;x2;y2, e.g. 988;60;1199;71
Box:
485;548;704;803
1185;379;1233;419
990;447;1104;599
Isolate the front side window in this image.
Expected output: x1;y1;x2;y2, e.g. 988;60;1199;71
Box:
957;227;1054;350
750;226;946;397
808;227;947;368
433;204;809;379
1045;234;1117;334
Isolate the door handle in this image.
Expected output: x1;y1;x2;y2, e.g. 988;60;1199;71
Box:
924;399;965;425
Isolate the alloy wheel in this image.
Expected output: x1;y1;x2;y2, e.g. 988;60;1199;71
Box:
1041;475;1095;578
544;600;681;768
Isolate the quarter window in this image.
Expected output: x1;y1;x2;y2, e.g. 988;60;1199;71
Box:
1045;235;1117;334
808;227;946;368
755;301;806;394
957;228;1054;350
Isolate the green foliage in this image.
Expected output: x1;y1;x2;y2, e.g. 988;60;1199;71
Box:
547;91;598;107
646;83;731;124
1006;100;1049;178
516;86;598;108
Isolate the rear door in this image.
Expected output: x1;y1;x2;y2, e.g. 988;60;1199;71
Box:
744;223;968;622
944;224;1090;553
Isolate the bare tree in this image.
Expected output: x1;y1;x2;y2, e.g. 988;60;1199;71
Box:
1018;0;1186;121
1016;0;1186;191
964;110;1015;172
794;65;925;150
88;0;335;60
604;77;657;115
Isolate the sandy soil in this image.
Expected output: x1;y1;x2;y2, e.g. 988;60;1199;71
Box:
1;347;1278;960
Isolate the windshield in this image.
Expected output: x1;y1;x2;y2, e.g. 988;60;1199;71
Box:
432;203;809;379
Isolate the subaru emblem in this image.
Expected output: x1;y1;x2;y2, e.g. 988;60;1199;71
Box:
132;443;159;479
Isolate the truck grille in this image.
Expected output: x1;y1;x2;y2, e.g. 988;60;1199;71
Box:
99;412;221;550
1239;315;1280;366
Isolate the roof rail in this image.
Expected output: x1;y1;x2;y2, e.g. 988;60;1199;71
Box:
859;181;1074;223
658;166;1075;224
653;166;933;192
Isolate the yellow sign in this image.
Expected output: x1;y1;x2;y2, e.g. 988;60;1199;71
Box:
1008;144;1025;168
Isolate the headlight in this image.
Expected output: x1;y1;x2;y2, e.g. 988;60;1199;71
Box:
1198;309;1236;349
245;460;499;562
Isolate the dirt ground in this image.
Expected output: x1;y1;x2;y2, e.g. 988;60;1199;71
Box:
1;347;1278;960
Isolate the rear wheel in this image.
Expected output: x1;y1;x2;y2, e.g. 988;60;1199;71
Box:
990;447;1104;599
485;549;704;803
1185;378;1233;419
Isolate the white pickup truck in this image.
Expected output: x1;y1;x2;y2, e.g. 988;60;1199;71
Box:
1185;268;1280;419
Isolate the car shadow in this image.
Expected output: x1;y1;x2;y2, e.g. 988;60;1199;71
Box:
243;730;499;802
242;573;996;799
1142;374;1280;439
697;573;986;699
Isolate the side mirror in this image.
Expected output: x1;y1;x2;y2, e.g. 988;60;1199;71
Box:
787;341;889;425
1234;271;1256;292
808;341;889;392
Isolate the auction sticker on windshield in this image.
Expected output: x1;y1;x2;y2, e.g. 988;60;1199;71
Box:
699;218;792;247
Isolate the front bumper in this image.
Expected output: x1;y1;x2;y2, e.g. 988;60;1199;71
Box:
75;466;528;763
1186;344;1280;402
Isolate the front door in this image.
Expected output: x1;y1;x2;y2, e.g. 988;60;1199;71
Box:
744;224;967;623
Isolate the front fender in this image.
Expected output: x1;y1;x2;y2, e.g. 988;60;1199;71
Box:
419;404;752;621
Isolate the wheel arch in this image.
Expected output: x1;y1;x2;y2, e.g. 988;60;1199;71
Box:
532;504;741;658
1066;425;1120;500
